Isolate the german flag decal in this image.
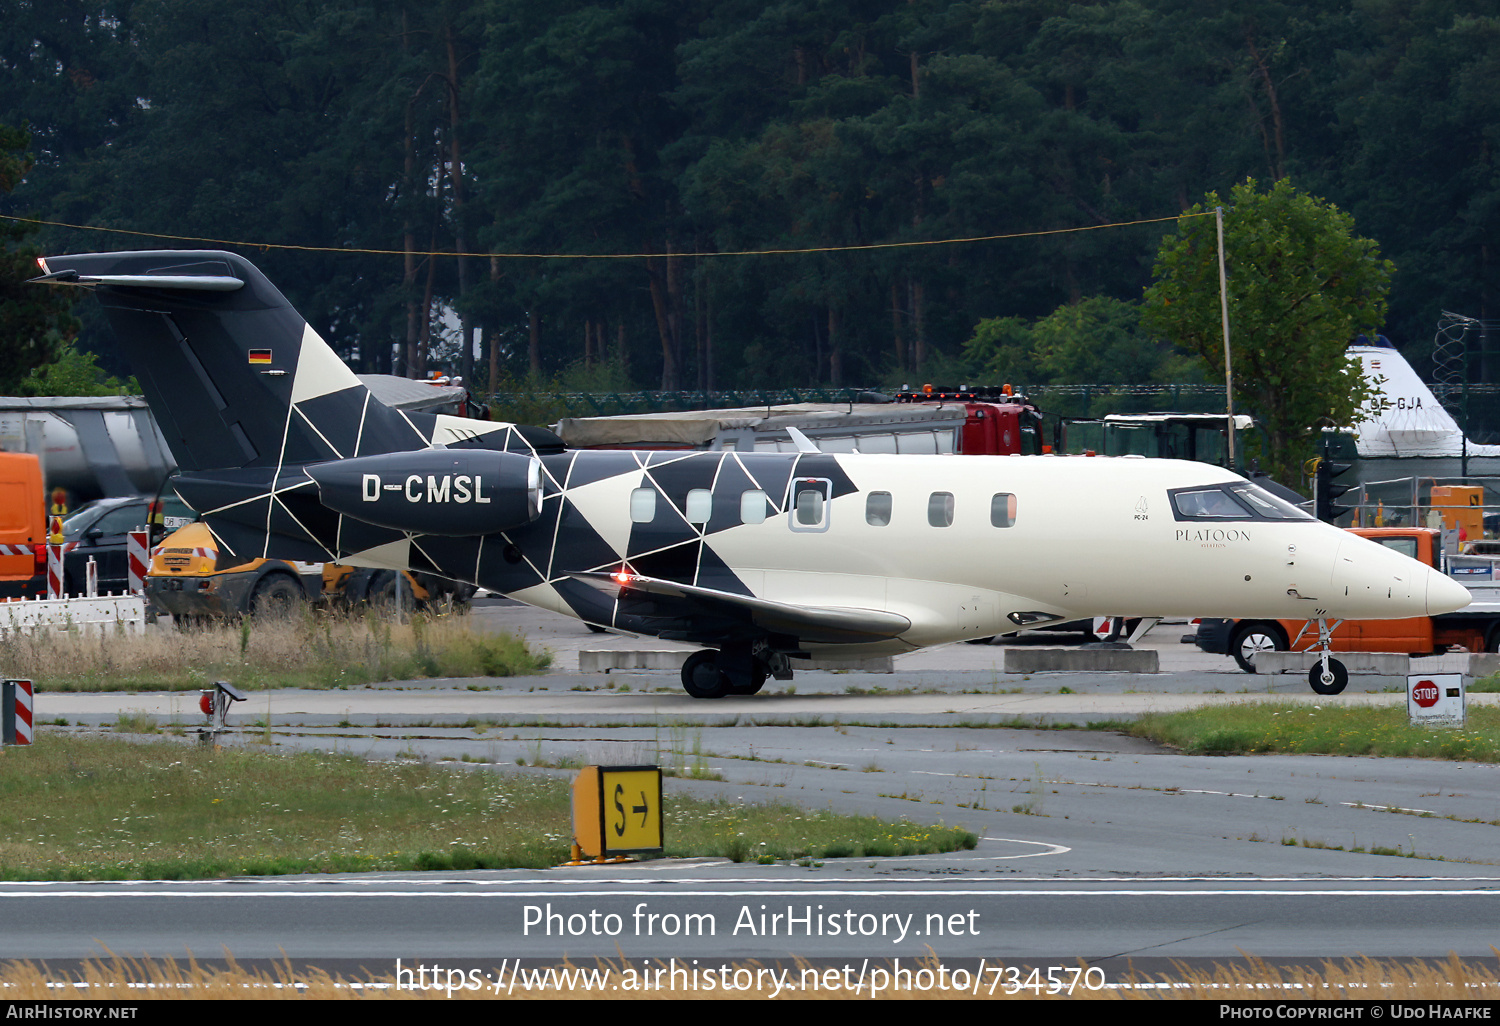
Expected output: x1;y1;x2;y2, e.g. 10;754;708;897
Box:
248;349;273;364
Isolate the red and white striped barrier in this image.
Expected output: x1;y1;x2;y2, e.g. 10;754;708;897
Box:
44;541;78;599
46;515;66;599
47;544;63;599
3;679;33;746
128;530;149;594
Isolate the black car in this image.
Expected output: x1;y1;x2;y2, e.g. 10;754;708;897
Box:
61;495;194;595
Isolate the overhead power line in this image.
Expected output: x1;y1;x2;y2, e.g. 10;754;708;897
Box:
0;211;1211;260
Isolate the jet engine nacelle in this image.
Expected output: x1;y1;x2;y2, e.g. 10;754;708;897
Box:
305;449;542;537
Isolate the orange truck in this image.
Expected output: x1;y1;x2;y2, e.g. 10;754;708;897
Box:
0;452;48;600
1195;527;1500;671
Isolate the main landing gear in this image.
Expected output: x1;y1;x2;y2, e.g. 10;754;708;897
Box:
1293;617;1348;696
679;642;791;699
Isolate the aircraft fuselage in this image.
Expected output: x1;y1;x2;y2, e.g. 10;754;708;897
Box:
331;443;1465;661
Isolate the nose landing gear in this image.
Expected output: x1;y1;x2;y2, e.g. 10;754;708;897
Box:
1309;655;1349;695
1294;617;1348;695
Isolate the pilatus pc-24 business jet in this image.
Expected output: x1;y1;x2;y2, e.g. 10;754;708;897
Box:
32;250;1470;697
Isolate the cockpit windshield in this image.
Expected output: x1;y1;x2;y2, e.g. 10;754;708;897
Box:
1228;482;1313;520
1172;487;1250;519
1170;482;1314;522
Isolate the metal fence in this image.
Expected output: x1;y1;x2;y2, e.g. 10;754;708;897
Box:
1344;475;1498;536
1431;384;1500;444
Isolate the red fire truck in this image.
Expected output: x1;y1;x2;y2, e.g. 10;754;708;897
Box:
552;386;1045;456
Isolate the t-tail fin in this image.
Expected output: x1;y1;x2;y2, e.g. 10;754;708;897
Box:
1350;342;1500;458
31;249;433;472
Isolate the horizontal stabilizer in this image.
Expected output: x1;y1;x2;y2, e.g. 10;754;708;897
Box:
570;570;910;645
29;269;245;291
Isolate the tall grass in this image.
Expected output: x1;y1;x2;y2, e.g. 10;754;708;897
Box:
0;734;974;881
0;610;550;691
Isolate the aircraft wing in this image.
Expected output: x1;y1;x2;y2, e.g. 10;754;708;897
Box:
569;571;911;645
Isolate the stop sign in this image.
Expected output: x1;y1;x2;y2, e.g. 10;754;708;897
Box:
1408;673;1463;727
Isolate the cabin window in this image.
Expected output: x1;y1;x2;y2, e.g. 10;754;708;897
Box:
928;491;954;527
991;493;1016;528
685;488;713;524
796;487;824;525
789;478;831;532
629;487;656;523
866;491;892;526
740;489;768;525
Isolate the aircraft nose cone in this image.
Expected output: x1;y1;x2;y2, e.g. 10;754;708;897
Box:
1427;566;1471;616
1330;534;1461;619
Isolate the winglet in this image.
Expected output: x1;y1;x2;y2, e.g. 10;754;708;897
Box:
786;426;821;453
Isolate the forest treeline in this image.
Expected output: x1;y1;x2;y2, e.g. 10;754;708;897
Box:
1;0;1496;393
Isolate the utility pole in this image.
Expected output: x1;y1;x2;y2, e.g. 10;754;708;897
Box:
1216;207;1235;469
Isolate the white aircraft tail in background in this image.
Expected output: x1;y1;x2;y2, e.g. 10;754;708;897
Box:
1350;342;1500;457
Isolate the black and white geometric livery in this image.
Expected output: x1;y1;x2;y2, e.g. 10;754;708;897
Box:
32;250;1468;697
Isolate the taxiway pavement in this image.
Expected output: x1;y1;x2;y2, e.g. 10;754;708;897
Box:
11;602;1500;972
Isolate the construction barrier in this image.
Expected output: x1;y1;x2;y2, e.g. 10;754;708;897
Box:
0;594;146;637
127;530;149;594
2;679;33;745
46;544;63;600
46;516;63;600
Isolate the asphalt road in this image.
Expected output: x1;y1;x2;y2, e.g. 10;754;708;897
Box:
8;603;1500;987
